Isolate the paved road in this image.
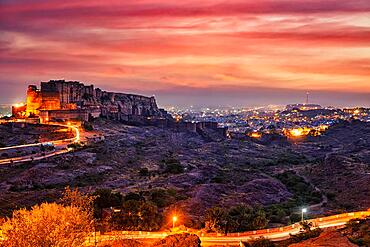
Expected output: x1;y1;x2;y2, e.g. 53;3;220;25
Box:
0;123;80;165
86;210;370;246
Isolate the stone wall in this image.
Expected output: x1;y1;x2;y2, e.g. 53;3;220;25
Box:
26;85;42;116
39;109;89;123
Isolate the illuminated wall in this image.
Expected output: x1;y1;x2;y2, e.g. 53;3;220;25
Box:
26;85;42;116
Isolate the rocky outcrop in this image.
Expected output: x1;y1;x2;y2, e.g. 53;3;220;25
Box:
289;230;356;247
152;233;201;247
97;90;169;122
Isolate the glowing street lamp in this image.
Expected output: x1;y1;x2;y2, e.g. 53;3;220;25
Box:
301;208;307;222
172;215;177;229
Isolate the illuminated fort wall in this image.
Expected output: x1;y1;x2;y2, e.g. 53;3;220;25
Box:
26;85;42;116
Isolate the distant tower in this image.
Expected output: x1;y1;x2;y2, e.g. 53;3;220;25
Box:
305;92;309;105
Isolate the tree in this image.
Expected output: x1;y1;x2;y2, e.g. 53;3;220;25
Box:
204;205;268;234
61;186;95;218
124;192;144;202
251;207;268;230
204;207;228;233
111;200;163;231
0;203;91;247
92;189;123;219
149;189;174;208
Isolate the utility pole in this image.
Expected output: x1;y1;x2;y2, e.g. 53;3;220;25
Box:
305;92;309;105
301;208;307;222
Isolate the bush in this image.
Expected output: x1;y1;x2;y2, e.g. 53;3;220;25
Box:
139;167;149;176
288;221;322;244
124;192;144;202
163;158;184;174
344;217;370;246
289;228;322;243
111;200;163;231
93;189;124;219
272;171;322;223
83;122;94;131
204;205;268;233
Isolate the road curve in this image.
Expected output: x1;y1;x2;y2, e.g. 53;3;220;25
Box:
0;123;80;165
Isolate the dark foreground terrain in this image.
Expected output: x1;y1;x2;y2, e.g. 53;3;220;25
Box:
0;120;369;227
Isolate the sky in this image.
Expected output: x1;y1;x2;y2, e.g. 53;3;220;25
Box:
0;0;369;108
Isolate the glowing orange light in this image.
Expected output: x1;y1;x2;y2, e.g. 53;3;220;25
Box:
286;127;314;138
172;215;178;229
249;132;262;138
290;128;303;137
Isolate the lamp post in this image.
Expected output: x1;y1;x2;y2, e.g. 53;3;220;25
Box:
301;208;307;222
172;216;177;229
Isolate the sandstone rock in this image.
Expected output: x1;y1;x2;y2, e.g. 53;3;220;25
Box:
152;233;201;247
288;230;357;247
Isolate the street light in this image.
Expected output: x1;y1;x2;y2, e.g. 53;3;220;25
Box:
301;208;307;222
172;216;177;229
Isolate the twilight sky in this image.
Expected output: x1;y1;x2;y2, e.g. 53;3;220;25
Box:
0;0;369;107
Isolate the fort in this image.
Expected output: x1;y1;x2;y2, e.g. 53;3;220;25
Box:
13;80;169;124
11;80;227;137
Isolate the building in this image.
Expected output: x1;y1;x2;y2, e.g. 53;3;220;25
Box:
16;80;170;124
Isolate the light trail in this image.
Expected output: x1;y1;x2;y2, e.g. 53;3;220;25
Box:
85;210;370;246
0;122;81;164
0;123;80;151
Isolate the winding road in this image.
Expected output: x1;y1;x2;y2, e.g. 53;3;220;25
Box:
85;210;370;246
0;122;80;165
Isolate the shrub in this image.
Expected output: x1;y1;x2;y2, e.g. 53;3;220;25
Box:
139;167;149;176
93;189;124;219
163;158;184;174
204;205;268;233
83;122;94;131
111;200;163;231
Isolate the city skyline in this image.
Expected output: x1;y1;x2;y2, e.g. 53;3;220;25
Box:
1;0;370;107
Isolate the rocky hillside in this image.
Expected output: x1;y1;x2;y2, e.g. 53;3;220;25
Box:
0;120;369;226
288;230;357;247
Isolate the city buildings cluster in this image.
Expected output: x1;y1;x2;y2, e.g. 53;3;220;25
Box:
167;104;370;139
